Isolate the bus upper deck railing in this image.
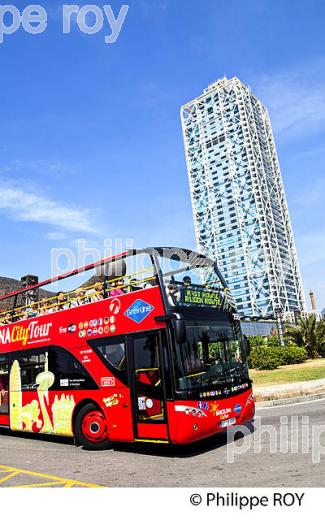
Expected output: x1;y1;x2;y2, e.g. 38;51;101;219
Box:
0;246;235;326
0;268;157;326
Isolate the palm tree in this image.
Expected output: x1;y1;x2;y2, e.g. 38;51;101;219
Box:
316;319;325;357
285;315;318;358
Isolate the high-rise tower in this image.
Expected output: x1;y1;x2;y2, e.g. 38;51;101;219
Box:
181;77;306;318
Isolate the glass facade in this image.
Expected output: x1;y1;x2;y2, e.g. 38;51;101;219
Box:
181;77;306;318
241;321;277;337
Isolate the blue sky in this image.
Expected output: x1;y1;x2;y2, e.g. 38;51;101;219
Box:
0;0;324;308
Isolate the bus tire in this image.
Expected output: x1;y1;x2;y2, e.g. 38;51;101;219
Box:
74;403;112;450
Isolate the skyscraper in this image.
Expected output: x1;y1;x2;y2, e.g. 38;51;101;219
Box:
181;76;306;319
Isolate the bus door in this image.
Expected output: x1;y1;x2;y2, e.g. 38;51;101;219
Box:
0;354;9;424
127;330;169;441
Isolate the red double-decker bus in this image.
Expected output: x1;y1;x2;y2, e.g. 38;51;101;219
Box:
0;247;254;449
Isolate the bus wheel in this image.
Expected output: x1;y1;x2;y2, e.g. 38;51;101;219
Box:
74;403;112;450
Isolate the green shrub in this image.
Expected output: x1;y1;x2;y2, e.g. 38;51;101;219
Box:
275;345;307;365
248;344;308;370
249;336;266;348
316;320;325;357
267;336;283;348
248;346;280;370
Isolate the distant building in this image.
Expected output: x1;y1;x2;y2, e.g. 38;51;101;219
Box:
181;76;306;320
309;289;317;312
241;320;277;337
306;289;323;321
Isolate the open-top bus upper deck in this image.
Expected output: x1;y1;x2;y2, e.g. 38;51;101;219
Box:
0;246;236;332
0;247;254;448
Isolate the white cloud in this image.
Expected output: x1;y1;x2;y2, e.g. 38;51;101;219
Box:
45;231;69;240
254;62;325;137
0;180;98;235
0;159;75;178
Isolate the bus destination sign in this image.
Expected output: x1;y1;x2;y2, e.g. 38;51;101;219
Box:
181;287;222;307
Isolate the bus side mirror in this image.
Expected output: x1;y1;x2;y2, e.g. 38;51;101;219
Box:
174;319;187;344
244;335;251;356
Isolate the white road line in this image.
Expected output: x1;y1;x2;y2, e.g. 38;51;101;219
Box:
258;397;325;410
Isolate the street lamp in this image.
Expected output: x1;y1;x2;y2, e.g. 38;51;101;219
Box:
274;306;285;347
294;308;301;325
21;274;39;306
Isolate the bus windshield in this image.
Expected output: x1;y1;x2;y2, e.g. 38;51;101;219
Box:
173;320;249;392
155;248;230;309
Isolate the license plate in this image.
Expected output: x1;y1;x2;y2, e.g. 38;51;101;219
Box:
221;418;236;428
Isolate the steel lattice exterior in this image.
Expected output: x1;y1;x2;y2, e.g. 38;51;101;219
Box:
181;77;306;319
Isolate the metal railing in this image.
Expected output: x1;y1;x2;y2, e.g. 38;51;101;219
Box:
0;268;156;325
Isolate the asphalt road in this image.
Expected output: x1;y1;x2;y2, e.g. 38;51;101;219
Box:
0;398;324;487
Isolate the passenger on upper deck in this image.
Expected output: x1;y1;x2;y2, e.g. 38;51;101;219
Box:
51;292;70;312
87;282;104;302
0;312;12;325
109;279;124;297
142;277;157;289
26;302;39;318
182;276;193;289
129;278;155;292
38;299;49;316
129;278;142;292
72;288;89;307
166;283;180;306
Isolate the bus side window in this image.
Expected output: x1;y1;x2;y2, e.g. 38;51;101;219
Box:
0;354;9;414
48;347;98;390
90;336;128;384
11;351;46;390
96;343;126;373
133;334;161;389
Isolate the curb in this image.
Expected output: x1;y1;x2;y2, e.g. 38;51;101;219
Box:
256;392;325;408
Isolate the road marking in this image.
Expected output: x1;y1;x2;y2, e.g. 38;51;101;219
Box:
258;396;325;410
13;481;64;488
0;464;104;488
134;438;169;444
0;471;20;484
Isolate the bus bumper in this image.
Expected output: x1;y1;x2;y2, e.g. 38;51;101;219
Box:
167;389;255;444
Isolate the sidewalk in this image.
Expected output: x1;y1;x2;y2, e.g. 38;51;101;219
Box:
254;377;325;407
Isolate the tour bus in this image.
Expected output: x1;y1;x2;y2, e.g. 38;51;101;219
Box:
0;247;255;449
